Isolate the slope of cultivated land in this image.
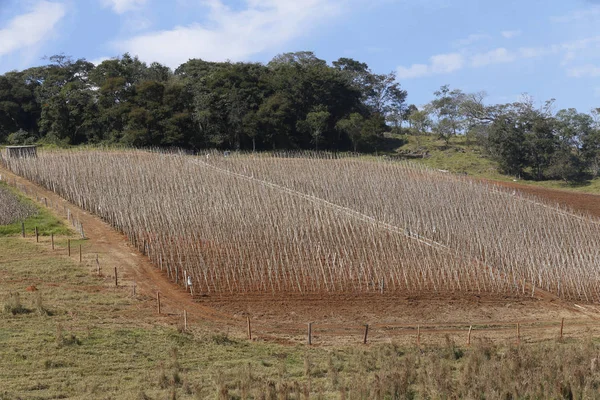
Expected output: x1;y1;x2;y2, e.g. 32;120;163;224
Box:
2;161;595;337
489;179;600;219
5;149;600;305
0;182;36;225
5;150;513;298
4;240;600;399
206;153;600;303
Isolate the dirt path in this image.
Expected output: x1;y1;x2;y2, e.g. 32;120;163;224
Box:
0;165;239;330
3;163;600;344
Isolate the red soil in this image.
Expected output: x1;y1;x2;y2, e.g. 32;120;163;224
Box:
2;164;600;344
488;180;600;219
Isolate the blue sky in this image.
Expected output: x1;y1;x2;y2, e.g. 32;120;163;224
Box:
1;0;599;111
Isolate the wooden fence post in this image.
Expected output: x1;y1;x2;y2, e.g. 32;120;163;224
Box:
35;226;38;243
307;322;312;345
560;318;564;340
21;222;25;238
363;324;369;344
79;244;82;263
157;292;161;314
417;325;421;347
468;325;472;346
51;233;54;250
184;310;188;331
132;281;136;297
247;316;252;341
96;254;100;275
516;323;520;345
67;239;71;257
114;267;118;287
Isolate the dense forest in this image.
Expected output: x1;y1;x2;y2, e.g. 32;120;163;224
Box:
1;52;599;182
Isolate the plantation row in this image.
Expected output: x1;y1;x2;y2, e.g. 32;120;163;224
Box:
207;153;600;301
5;150;600;300
0;184;36;225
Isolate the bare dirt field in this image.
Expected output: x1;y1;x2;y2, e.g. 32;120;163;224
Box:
489;179;600;219
3;163;600;346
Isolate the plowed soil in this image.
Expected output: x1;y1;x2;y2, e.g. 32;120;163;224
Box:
488;180;600;219
3;164;600;345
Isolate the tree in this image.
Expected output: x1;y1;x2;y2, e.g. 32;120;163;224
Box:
0;71;41;140
408;108;431;134
582;108;600;177
546;148;585;183
486;114;527;176
336;113;365;152
297;105;330;151
402;104;419;129
360;114;387;152
38;80;99;144
256;93;292;150
429;85;466;143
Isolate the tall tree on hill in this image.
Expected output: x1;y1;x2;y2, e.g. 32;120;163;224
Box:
429;85;466;144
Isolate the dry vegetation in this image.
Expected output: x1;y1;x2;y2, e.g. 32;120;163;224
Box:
3;236;600;399
0;183;36;225
5;150;600;302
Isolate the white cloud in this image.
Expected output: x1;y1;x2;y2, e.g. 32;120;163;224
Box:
567;64;600;78
397;33;600;80
397;52;464;79
453;33;490;47
101;0;148;14
501;30;521;39
470;48;515;67
0;1;66;58
114;0;343;68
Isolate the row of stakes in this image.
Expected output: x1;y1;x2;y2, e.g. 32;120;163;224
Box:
301;319;566;346
22;224;569;345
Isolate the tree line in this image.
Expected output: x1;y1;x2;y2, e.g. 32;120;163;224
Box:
1;52;599;182
0;52;405;153
411;85;600;182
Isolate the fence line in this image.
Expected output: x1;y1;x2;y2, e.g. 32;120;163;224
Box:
4;168;600;347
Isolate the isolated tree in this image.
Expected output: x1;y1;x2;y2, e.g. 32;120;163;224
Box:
429;85;466;143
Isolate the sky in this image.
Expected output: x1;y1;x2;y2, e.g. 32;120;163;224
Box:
1;0;600;111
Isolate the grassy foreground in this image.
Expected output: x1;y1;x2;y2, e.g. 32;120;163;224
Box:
2;237;600;399
0;181;71;236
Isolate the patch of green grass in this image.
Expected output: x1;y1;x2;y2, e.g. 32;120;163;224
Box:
391;135;600;194
0;183;71;237
3;237;600;399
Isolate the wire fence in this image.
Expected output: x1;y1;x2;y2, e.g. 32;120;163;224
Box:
3;167;600;348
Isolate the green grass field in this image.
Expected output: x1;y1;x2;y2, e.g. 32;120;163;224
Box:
2;237;600;399
2;150;600;398
0;182;72;236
